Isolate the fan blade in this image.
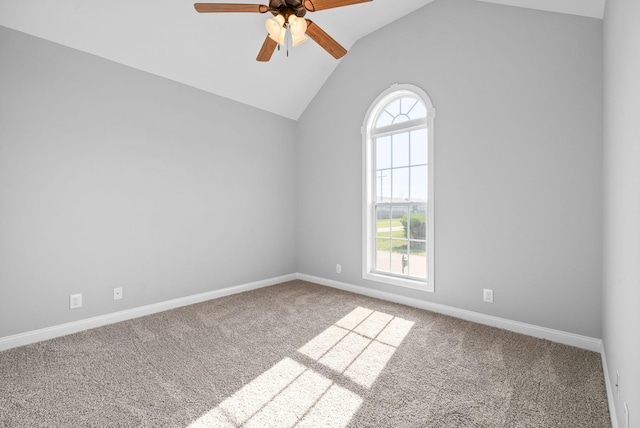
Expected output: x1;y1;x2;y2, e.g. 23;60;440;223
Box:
305;20;347;59
257;36;278;61
194;3;269;13
304;0;371;12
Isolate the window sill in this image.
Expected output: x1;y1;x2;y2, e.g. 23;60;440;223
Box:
363;271;433;293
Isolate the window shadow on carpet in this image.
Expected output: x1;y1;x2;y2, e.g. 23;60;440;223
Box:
188;306;414;427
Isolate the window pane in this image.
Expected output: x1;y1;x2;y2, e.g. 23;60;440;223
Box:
389;239;409;276
400;97;418;116
392;205;408;222
405;205;426;240
392;132;410;168
376;170;390;202
375;241;391;273
410;166;427;202
407;100;427;121
375;111;393;128
385;99;400;118
393;205;408;250
410;128;428;166
392;167;409;201
375;206;391;238
392;114;410;124
407;253;427;279
375;136;391;170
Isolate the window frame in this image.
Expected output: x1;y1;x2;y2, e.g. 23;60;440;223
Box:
361;84;436;292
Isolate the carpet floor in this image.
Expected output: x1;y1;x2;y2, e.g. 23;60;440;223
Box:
0;280;610;427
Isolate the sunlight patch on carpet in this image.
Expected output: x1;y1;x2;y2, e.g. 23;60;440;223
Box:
188;306;413;428
299;306;414;388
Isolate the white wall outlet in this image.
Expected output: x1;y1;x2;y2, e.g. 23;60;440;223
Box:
70;293;82;309
483;289;494;303
336;264;342;274
624;403;629;428
113;287;123;300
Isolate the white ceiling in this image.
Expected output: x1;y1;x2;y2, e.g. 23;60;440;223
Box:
0;0;605;120
477;0;605;19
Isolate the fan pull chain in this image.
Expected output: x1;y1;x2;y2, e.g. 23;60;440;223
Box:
286;23;290;57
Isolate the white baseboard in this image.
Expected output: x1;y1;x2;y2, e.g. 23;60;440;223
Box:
0;272;603;355
2;272;615;424
297;273;603;352
0;273;297;352
600;346;620;428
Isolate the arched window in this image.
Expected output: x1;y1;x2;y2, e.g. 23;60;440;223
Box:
362;84;435;291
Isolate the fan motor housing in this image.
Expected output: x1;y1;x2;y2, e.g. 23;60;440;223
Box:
270;0;307;17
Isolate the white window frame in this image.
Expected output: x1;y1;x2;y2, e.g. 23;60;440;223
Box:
362;84;436;292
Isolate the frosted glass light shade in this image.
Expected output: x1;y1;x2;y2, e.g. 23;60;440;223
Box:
288;15;307;37
289;15;308;46
292;33;307;47
265;14;285;43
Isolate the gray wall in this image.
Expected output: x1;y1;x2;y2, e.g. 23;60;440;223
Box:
0;26;297;338
296;0;603;338
0;0;608;344
603;0;640;424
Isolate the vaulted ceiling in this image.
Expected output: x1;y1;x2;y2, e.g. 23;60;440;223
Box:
0;0;605;119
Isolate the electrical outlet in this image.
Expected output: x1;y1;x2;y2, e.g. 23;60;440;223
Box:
483;289;494;303
624;403;629;428
336;264;342;274
70;294;82;309
113;287;123;300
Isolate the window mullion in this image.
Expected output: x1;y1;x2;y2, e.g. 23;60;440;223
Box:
372;120;427;138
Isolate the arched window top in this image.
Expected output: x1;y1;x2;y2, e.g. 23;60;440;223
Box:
362;83;436;292
374;95;427;128
363;84;435;135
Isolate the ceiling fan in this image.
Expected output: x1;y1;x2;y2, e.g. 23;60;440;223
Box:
194;0;373;61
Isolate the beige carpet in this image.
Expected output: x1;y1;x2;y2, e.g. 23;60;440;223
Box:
0;280;610;427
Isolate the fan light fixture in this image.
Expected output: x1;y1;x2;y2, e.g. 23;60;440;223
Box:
265;14;308;47
193;0;372;61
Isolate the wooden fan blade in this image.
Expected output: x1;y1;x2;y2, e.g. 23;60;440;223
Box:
257;36;278;61
304;0;371;12
305;20;347;59
194;3;269;13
